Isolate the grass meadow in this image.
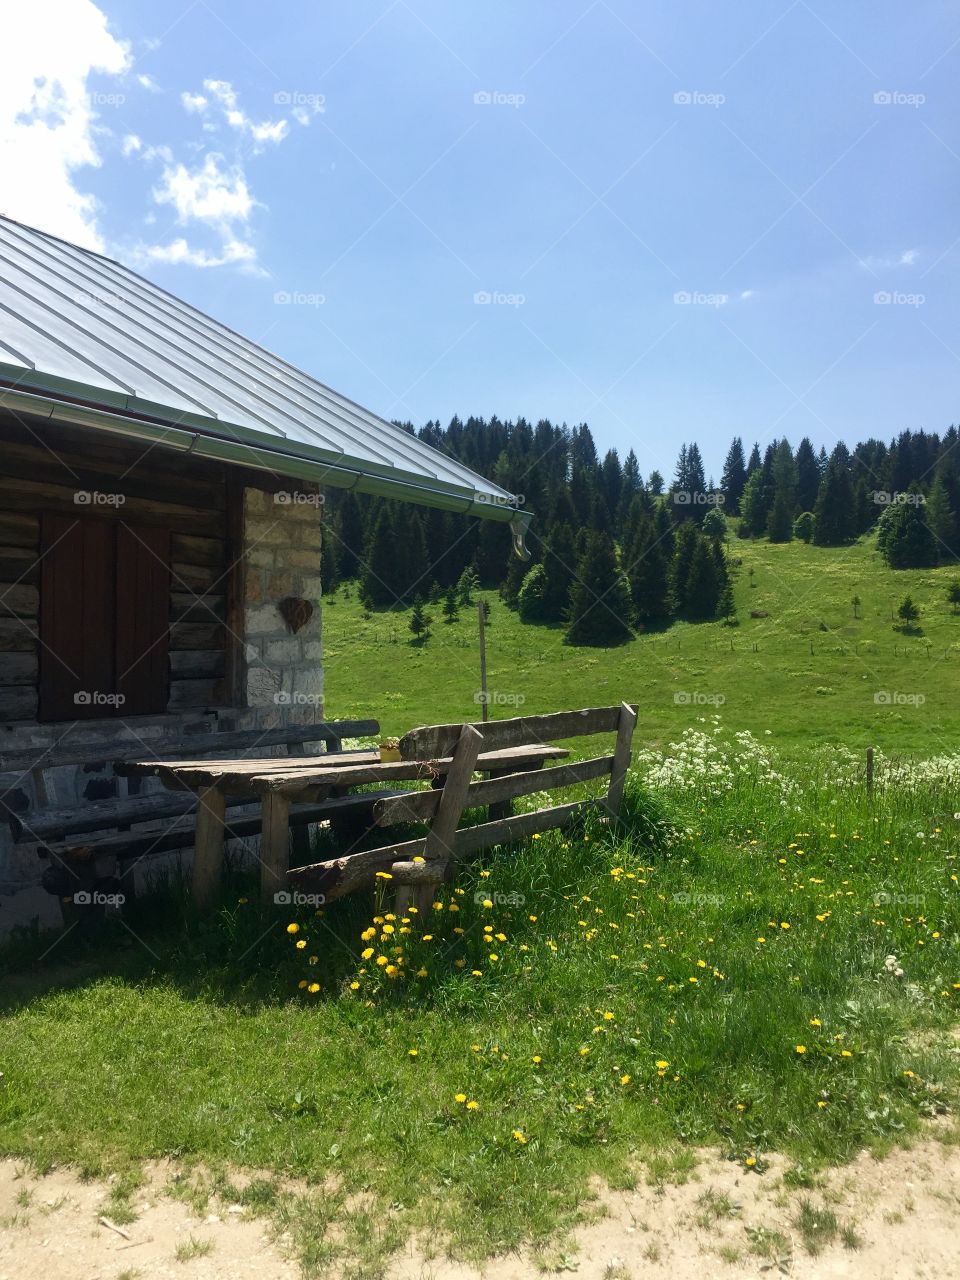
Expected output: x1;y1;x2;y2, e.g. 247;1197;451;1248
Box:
2;534;960;1275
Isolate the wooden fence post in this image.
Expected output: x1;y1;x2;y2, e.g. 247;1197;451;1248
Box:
603;702;637;819
866;747;874;792
403;723;482;913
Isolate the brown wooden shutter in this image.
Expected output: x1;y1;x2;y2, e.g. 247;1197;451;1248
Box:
115;523;170;716
39;513;115;721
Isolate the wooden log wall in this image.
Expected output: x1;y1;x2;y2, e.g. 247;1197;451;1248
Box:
0;413;235;721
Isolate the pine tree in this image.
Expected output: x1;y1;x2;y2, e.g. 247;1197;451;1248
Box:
747;442;762;474
321;527;338;593
813;449;856;545
720;437;748;513
948;580;960;613
334;491;366;580
897;595;920;628
409;596;428;642
795;437;822;514
925;473;955;558
623;504;670;627
668;521;699;612
442;585;459;622
738;471;767;538
876;491;938;568
766;439;797;542
565;531;633;646
680;533;725;619
360;508;396;608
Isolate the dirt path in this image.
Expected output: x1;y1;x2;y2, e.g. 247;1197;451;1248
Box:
2;1131;959;1279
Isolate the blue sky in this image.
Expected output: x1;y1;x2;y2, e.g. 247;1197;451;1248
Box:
2;1;958;481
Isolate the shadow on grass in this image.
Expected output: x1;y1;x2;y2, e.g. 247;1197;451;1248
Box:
0;786;670;1017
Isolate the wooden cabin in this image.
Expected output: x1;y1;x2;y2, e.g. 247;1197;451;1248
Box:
0;214;528;930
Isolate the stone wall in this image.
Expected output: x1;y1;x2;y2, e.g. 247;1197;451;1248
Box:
241;486;324;724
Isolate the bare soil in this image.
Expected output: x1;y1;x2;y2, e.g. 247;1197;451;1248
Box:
2;1129;959;1279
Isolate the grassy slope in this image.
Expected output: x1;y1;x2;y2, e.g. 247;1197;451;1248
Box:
322;533;960;756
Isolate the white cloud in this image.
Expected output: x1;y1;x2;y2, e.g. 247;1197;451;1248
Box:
122;133;142;156
862;248;920;271
0;0;130;250
181;91;208;113
137;73;160;92
138;236;258;268
199;78;289;147
739;289;755;300
153;152;255;226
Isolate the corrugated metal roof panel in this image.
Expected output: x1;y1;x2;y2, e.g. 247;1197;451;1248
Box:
0;215;525;523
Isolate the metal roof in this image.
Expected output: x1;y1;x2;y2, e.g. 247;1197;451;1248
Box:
0;214;528;531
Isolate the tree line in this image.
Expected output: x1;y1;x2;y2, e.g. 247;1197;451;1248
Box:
320;417;960;645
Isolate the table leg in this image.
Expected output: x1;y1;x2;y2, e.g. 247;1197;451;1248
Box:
260;791;291;905
192;784;226;908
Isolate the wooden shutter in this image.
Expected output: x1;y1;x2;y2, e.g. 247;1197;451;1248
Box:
39;514;115;721
116;523;170;716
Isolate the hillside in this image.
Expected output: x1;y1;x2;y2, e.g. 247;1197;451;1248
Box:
323;532;960;756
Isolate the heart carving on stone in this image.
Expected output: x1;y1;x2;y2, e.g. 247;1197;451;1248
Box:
278;596;314;634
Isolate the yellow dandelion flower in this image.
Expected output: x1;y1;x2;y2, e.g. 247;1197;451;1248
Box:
809;1018;821;1027
350;981;360;990
455;1093;467;1103
532;1055;542;1064
466;1100;479;1110
286;923;299;935
296;939;306;950
620;1074;631;1085
416;967;428;978
298;979;307;989
796;1045;807;1055
512;1129;528;1143
408;1048;418;1057
307;982;320;994
361;947;374;960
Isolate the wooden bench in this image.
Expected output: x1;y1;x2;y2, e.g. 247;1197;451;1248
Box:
287;703;637;908
0;720;381;905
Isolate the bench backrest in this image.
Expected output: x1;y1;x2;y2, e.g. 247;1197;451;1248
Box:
399;705;636;760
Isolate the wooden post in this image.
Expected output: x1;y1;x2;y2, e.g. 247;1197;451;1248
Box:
192;784;226;908
391;858;446;915
478;600;489;723
260;791;291;904
604;702;637;819
866;747;874;792
409;723;483;913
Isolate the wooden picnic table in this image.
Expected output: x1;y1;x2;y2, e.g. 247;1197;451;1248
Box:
118;743;569;905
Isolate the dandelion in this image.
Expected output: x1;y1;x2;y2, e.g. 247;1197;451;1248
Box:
349;981;360;991
296;939;306;950
532;1055;542;1064
579;1047;590;1057
361;947;374;960
307;982;320;994
796;1045;807;1055
482;899;493;909
620;1074;631;1085
455;1093;467;1103
655;1060;669;1070
809;1018;821;1027
286;923;299;935
602;1011;615;1021
466;1100;479;1111
745;1157;756;1167
416;967;428;978
408;1049;418;1057
512;1130;528;1143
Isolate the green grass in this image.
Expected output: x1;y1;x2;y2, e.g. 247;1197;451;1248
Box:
323;533;960;756
2;727;959;1273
